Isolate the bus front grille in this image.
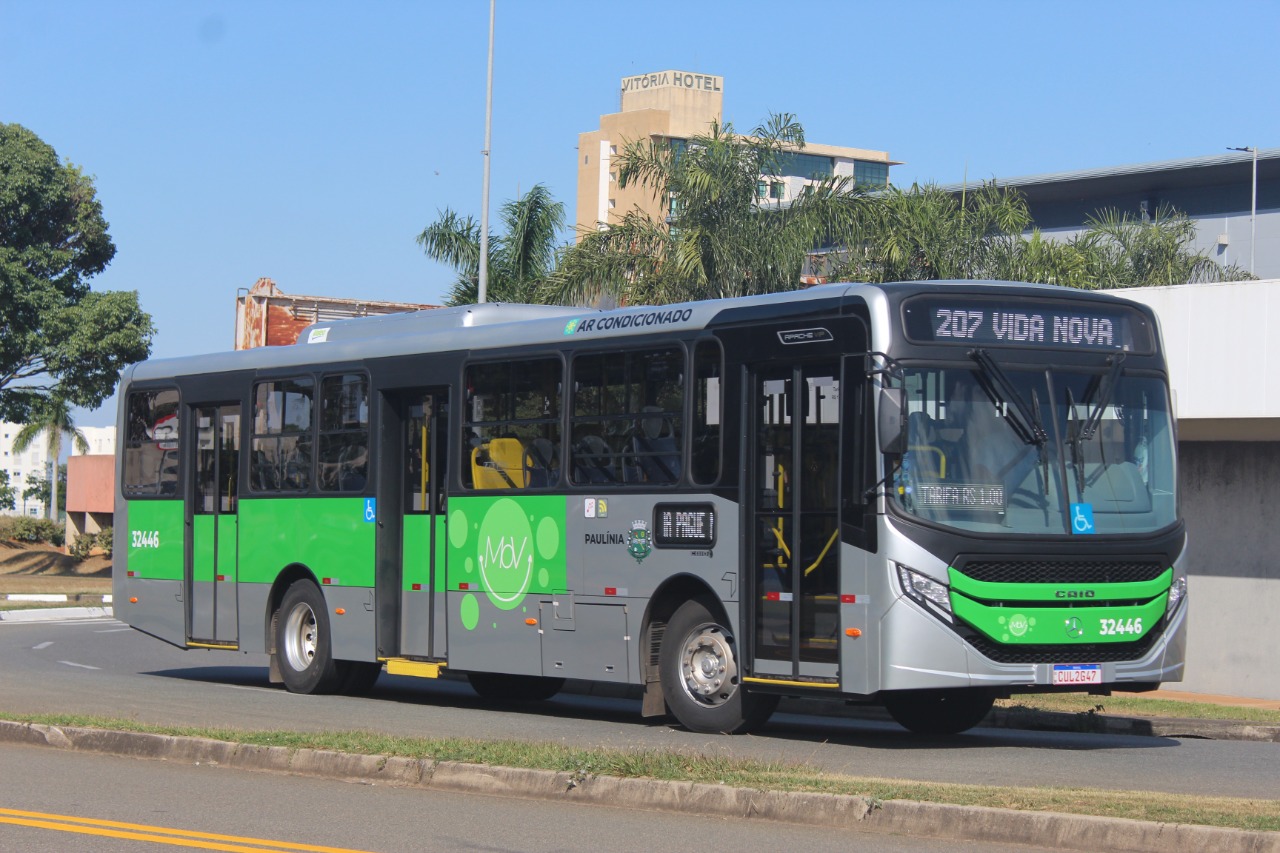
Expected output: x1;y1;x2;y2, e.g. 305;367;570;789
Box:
956;560;1167;586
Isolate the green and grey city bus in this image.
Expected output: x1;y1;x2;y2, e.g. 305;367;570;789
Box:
113;280;1186;734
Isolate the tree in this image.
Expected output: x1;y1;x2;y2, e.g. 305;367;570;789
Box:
0;470;14;512
549;114;868;306
417;183;565;306
13;395;87;521
1070;204;1251;288
0;123;154;421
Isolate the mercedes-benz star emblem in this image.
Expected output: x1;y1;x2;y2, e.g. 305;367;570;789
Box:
1064;617;1084;639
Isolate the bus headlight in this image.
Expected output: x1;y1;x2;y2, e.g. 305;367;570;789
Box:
1165;574;1187;618
896;563;953;621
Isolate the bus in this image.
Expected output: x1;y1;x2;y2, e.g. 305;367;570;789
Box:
113;280;1187;735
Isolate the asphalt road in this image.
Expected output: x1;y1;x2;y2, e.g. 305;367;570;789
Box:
1;616;1277;802
0;742;1061;853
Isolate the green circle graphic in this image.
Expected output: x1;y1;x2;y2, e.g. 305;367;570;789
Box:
460;593;479;631
478;498;535;610
449;509;469;549
536;515;561;560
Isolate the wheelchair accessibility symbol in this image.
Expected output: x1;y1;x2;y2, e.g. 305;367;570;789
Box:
364;498;377;523
1070;503;1095;535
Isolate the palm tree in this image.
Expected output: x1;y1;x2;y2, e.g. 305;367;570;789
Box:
417;184;565;306
12;395;88;522
548;114;870;306
1070;204;1252;288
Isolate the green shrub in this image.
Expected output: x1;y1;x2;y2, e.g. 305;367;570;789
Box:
7;517;64;545
70;533;95;560
96;525;112;558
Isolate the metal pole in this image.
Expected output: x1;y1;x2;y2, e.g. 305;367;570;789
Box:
477;0;495;304
1250;146;1258;276
1228;146;1258;275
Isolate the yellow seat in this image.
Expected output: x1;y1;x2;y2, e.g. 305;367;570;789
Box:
471;437;527;489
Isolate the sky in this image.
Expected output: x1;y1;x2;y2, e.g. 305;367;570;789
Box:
3;0;1279;426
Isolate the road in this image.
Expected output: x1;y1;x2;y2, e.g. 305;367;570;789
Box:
1;617;1277;802
0;742;1059;853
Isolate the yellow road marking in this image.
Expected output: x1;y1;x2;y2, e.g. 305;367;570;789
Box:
0;807;379;853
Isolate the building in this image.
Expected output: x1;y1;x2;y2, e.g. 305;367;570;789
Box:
0;423;51;518
64;426;116;549
947;148;1280;279
575;70;897;237
235;278;440;349
1119;279;1280;700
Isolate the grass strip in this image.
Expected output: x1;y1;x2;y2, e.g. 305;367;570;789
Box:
4;711;1277;833
997;694;1280;725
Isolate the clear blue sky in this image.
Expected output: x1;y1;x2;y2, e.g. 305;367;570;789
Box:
3;1;1278;426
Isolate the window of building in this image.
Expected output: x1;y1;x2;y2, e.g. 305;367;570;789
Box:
775;151;834;180
570;347;683;486
769;181;785;200
854;160;889;187
122;389;180;497
609;171;617;183
463;359;562;489
757;181;768;199
318;373;369;492
608;198;616;209
250;378;313;492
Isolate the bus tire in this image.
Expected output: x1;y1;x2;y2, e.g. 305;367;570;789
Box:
467;672;565;702
660;598;777;734
883;688;994;735
275;581;344;695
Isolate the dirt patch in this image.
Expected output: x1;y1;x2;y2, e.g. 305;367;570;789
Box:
0;540;111;578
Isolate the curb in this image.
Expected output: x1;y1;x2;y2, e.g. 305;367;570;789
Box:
774;697;1280;743
0;720;1275;853
0;606;113;623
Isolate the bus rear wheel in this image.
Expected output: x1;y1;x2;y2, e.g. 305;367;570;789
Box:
883;688;995;735
660;598;777;734
276;581;344;695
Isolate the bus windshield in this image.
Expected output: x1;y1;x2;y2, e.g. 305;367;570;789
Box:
889;363;1176;536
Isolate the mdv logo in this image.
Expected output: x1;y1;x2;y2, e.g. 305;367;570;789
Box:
475;498;537;611
480;534;533;607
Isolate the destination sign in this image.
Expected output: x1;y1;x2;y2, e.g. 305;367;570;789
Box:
902;296;1152;353
654;503;717;548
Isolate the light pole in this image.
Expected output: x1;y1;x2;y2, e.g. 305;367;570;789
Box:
1227;146;1258;275
477;0;495;304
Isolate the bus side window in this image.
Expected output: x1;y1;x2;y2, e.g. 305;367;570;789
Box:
462;359;562;490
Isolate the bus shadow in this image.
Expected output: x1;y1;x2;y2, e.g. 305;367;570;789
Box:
140;667;1183;752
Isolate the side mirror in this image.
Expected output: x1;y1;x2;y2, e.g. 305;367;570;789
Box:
878;387;908;455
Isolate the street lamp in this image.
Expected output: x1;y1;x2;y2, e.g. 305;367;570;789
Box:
1227;146;1258;275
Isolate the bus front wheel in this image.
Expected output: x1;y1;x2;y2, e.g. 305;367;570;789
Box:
276;581;344;695
883;688;995;735
660;598;777;734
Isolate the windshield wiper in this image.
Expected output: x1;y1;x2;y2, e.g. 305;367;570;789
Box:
1078;353;1126;444
969;349;1048;448
1066;353;1126;498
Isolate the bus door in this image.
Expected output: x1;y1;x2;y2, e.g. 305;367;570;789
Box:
399;389;449;659
188;403;240;646
747;362;841;684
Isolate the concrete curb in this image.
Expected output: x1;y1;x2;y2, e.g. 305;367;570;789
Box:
1;720;1275;852
0;606;113;623
774;697;1280;743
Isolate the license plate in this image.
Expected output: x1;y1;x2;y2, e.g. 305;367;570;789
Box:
1052;664;1101;686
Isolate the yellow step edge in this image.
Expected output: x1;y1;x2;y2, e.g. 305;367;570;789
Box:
743;676;840;689
382;658;445;679
187;641;238;650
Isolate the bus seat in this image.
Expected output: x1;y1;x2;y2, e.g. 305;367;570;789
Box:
524;437;557;487
471;437;527;489
574;434;617;483
633;408;680;483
